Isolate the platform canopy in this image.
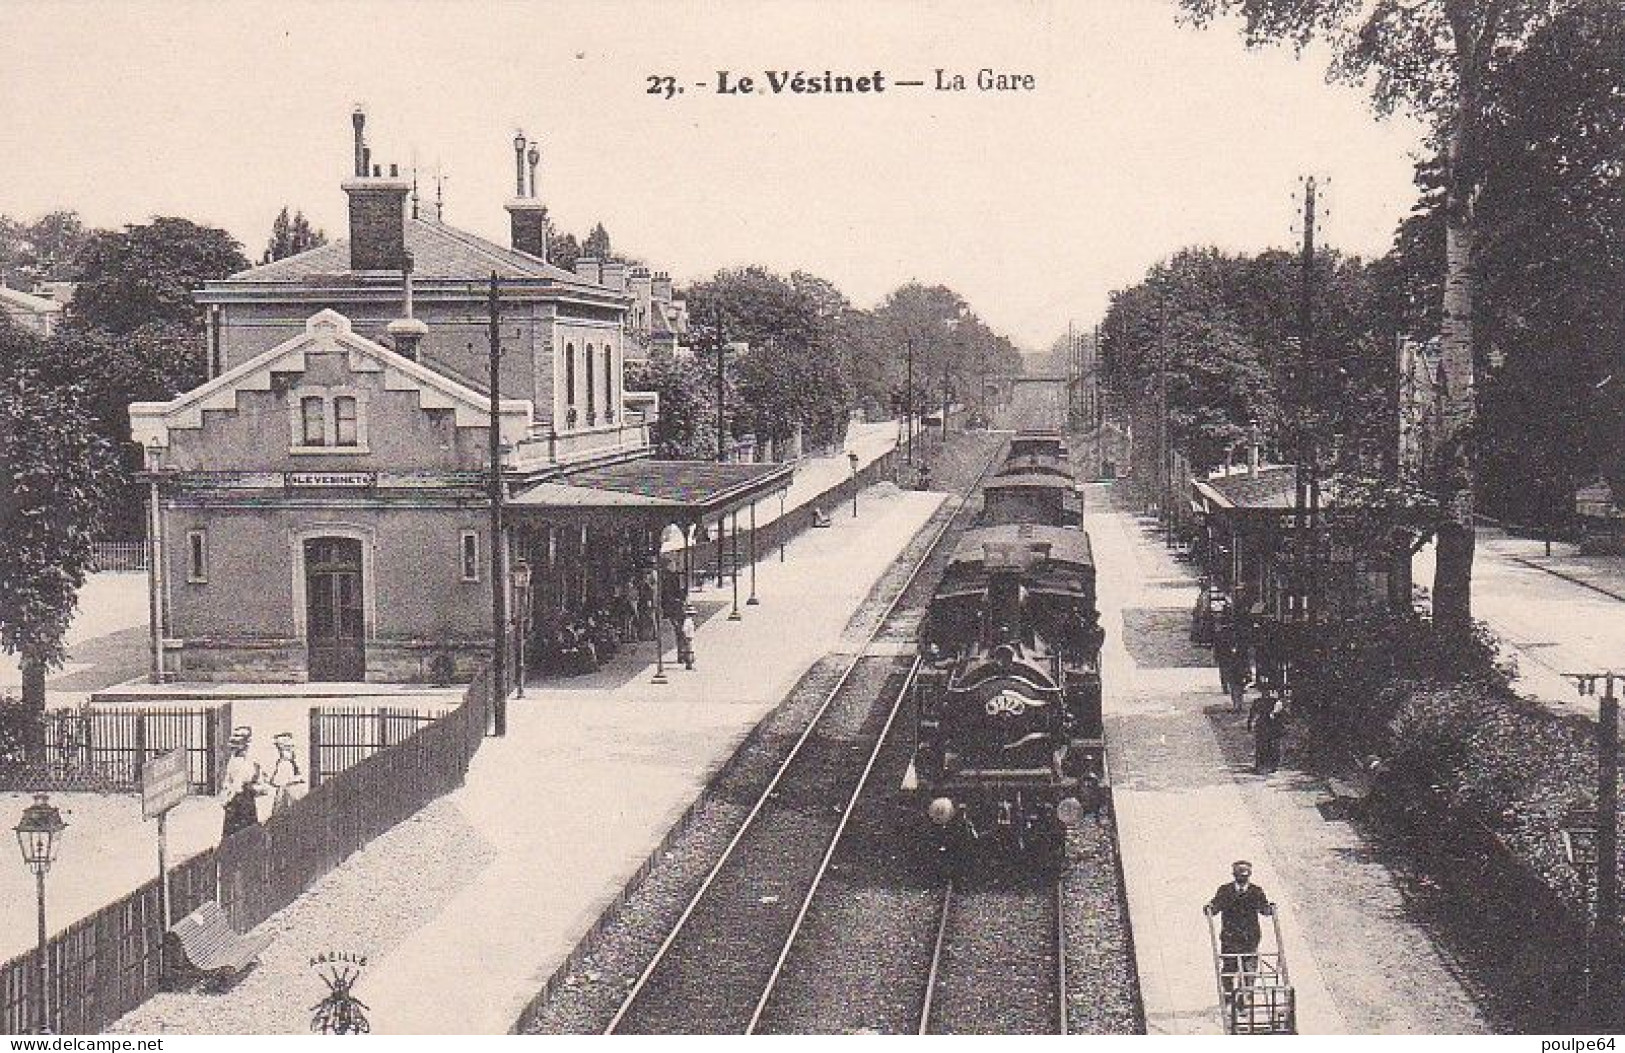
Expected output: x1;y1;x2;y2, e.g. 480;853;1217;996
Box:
509;459;795;528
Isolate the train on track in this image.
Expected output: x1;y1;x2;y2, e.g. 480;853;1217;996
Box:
904;431;1106;849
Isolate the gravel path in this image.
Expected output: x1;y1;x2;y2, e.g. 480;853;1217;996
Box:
928;875;1061;1034
1062;803;1145;1034
109;799;494;1035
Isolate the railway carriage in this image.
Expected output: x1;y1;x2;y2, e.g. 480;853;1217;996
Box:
1007;431;1069;461
905;523;1105;848
980;472;1083;527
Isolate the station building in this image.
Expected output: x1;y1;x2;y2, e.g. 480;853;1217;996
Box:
130;113;790;684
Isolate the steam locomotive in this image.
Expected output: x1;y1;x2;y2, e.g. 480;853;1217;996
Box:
904;434;1104;849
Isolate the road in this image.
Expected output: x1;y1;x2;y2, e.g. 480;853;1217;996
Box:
1413;528;1625;719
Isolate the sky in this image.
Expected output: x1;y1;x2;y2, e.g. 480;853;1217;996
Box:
0;0;1427;350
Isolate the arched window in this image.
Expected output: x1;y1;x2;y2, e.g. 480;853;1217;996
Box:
564;342;576;425
604;340;615;422
585;344;597;422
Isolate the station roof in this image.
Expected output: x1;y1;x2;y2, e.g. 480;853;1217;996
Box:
1191;465;1299;512
198;218;614;301
510;459;794;524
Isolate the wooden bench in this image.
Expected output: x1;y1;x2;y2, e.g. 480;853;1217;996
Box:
166;901;272;981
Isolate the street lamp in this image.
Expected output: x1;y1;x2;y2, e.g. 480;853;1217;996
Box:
1563;797;1602;1019
847;451;860;517
511;561;532;699
16;794;65;1033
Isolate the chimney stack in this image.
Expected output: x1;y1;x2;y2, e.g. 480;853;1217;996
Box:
352;107;367;177
651;271;673;303
601;260;628;292
342;109;410;271
386;252;428;360
574;256;602;284
505;131;549;261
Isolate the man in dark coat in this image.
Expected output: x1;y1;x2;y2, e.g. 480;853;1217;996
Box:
1204;860;1274;997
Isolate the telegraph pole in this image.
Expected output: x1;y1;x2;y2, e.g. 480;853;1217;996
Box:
1157;294;1171;541
1569;670;1622;1025
1295;176;1319;625
715;306;727;463
487;273;508;735
905;336;915;466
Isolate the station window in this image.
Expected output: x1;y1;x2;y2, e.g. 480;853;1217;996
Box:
585;344;596;422
564;343;577;425
301;397;326;446
334;396;359;447
604;344;614;422
292;389;368;452
460;531;480;583
186;529;208;584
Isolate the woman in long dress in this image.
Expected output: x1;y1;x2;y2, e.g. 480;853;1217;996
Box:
220;727;264;837
268;732;307;818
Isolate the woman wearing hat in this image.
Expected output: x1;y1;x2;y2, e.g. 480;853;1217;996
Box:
268;732;307;818
220;727;266;837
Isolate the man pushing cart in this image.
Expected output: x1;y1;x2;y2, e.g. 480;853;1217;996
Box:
1203;860;1296;1034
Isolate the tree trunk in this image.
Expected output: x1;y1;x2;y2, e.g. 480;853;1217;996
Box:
20;654;46;763
1432;32;1483;640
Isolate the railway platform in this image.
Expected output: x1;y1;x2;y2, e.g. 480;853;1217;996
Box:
1088;484;1489;1036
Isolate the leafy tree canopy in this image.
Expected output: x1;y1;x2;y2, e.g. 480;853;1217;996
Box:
0;318;116;722
71;217;248;335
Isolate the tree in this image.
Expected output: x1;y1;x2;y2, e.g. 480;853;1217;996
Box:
627;351;723;459
0;211;94;286
582;222;612;261
685;266;852;449
548;230;581;272
1175;0;1584;634
0;319;115;753
264;207;327;262
72;217;249;334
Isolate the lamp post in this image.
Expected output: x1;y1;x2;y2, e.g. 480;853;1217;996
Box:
16;794;65;1033
511;561;531;699
848;451;860;517
1564;797;1602;1022
905;337;915;467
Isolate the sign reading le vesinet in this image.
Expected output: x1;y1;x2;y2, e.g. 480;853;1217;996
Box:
285;471;376;490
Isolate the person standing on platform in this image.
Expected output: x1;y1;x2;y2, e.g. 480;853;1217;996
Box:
1204;860;1274;998
220;727;265;837
677;603;697;670
268;732;307;818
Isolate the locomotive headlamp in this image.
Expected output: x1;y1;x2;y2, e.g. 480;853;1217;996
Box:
1056;797;1084;826
928;797;956;826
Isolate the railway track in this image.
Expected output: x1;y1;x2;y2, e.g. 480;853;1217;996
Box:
604;441;1005;1034
918;877;1068;1035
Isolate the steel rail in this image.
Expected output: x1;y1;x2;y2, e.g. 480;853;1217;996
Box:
605;442;1002;1034
916;880;955;1034
744;653;922;1032
1055;878;1070;1035
916;878;1070;1035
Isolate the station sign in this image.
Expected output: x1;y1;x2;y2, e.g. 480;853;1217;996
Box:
141;747;190;819
285;471;376;490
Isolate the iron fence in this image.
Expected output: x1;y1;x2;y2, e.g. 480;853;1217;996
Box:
0;705;231;795
90;542;147;573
